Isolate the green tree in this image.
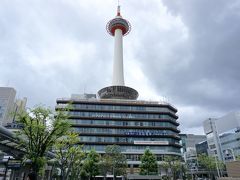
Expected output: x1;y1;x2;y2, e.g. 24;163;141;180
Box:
54;133;85;180
16;106;70;179
104;145;127;180
197;154;224;179
161;161;170;178
99;155;112;180
83;149;100;180
162;155;182;180
171;160;182;179
70;148;86;180
139;149;158;175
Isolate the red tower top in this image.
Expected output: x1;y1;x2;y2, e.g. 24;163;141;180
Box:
106;5;131;36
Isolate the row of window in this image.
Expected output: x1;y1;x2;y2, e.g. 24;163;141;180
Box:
68;112;176;120
74;127;177;135
0;100;7;119
221;138;240;146
69;119;177;128
83;145;181;153
125;154;179;161
57;103;175;114
79;136;179;144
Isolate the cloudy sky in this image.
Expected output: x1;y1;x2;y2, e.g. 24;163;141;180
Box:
1;0;240;134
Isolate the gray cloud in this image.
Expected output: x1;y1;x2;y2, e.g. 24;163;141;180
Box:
0;0;239;134
0;0;113;107
137;0;240;133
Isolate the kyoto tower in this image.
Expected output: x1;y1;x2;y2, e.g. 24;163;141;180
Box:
98;5;138;100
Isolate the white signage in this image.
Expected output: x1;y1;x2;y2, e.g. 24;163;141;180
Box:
134;141;169;145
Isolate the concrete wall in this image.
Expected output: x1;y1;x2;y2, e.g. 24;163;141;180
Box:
226;160;240;178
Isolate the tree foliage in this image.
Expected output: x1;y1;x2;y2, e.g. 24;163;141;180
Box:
198;154;216;171
54;133;85;180
16;106;70;176
83;149;100;179
162;155;182;179
197;154;224;179
99;155;112;180
139;149;158;175
104;145;127;179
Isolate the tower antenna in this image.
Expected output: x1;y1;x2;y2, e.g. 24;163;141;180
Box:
117;0;121;16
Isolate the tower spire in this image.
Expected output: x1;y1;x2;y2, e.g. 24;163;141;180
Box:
117;5;121;16
117;0;121;16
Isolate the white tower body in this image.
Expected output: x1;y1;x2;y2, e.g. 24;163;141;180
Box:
97;5;138;100
112;28;124;86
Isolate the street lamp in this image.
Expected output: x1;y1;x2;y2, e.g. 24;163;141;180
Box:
214;155;220;178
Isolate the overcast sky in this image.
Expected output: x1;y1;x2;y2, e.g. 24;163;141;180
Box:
1;0;240;134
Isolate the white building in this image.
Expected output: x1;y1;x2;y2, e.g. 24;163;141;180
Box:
180;134;206;172
0;87;16;126
0;87;27;126
203;112;240;162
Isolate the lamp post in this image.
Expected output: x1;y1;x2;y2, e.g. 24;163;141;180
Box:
214;155;220;178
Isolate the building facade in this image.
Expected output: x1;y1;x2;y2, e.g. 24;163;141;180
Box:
0;87;16;126
180;134;206;173
0;87;27;127
56;94;181;173
203;112;240;162
195;140;209;156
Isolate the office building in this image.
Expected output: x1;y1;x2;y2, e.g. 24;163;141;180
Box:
203;112;240;162
195;140;209;156
56;5;181;174
0;87;16;126
180;134;206;158
180;134;206;172
0;87;27;127
180;134;206;153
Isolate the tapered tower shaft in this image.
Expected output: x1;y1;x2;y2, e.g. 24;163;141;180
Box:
98;5;138;100
113;28;124;85
107;6;130;85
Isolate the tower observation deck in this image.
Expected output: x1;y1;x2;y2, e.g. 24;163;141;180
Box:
98;6;138;100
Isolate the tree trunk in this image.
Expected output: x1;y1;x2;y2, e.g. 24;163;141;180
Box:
31;163;40;180
29;172;38;180
113;167;116;180
60;168;65;180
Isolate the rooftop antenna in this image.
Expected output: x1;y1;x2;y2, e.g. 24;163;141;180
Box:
117;0;121;16
83;84;86;94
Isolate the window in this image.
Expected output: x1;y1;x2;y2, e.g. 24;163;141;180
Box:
209;144;216;149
